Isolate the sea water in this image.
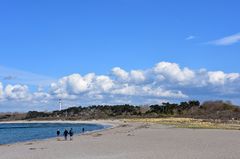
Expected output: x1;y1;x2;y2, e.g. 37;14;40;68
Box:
0;122;108;145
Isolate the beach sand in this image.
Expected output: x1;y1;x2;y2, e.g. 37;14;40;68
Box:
0;120;240;159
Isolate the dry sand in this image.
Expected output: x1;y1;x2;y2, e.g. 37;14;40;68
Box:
0;120;240;159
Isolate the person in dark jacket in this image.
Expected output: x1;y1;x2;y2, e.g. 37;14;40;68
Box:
69;128;74;140
82;127;85;133
64;129;68;140
57;129;60;136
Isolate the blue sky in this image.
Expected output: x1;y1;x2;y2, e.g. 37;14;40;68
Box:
0;0;240;112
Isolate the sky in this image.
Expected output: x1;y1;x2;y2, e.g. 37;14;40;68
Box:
0;0;240;112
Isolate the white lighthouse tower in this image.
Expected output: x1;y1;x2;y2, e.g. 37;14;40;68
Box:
59;99;62;111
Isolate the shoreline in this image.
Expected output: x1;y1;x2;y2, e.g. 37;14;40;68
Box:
0;119;119;126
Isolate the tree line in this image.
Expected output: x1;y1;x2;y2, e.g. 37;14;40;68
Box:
23;100;240;121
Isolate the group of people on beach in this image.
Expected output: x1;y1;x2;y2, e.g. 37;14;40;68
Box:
56;127;85;141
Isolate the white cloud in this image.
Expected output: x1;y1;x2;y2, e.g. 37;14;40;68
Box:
50;73;94;98
142;86;187;98
4;84;31;101
32;91;51;103
112;84;186;98
50;73;114;99
112;84;137;96
153;62;195;84
226;73;240;81
130;70;145;82
208;71;226;85
0;82;52;106
112;67;146;83
209;33;240;46
95;75;114;91
112;67;129;80
208;71;240;85
186;35;195;40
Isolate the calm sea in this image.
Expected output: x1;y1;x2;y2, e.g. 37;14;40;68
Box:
0;122;108;145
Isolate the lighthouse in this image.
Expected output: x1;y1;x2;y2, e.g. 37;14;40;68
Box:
59;99;62;111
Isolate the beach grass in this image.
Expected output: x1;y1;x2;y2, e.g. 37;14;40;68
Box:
125;118;240;130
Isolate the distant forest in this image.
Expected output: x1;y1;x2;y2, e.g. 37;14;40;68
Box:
1;100;240;121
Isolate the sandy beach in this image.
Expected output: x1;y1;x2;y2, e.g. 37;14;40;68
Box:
0;120;240;159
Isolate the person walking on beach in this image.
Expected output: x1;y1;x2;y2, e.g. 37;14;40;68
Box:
69;128;74;140
82;127;85;133
64;129;68;140
57;129;60;136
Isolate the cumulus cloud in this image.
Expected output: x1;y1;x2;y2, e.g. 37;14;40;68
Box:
50;73;95;99
112;67;129;80
4;84;31;101
208;71;240;85
112;67;146;83
153;62;195;84
1;61;240;111
95;75;114;91
130;70;145;82
0;83;51;103
50;73;114;99
209;33;240;46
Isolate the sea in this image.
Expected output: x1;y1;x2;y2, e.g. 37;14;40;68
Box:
0;122;108;145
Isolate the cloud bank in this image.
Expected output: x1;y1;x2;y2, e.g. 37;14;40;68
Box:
1;61;240;111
